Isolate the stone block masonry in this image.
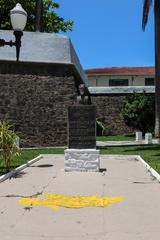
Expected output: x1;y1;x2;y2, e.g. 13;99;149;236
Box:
0;31;88;148
0;63;155;147
90;89;154;135
64;149;100;172
0;71;77;147
91;95;133;135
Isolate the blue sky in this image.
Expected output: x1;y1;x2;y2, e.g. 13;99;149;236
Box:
57;0;154;69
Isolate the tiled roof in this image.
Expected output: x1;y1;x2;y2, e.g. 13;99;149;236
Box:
85;67;155;76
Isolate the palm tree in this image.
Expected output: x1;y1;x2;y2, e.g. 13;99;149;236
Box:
35;0;42;31
142;0;160;137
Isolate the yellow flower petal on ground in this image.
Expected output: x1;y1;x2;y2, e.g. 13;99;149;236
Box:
17;193;124;210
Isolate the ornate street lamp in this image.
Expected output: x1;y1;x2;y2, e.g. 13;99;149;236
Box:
0;3;27;61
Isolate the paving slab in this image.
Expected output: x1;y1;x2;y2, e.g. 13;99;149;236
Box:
96;139;159;147
0;154;160;240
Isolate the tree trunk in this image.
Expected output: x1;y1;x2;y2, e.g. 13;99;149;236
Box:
35;0;42;32
154;0;160;137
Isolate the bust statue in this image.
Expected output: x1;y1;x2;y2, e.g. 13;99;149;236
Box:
76;84;90;105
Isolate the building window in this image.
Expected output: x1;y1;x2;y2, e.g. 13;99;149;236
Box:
145;78;155;86
109;79;129;87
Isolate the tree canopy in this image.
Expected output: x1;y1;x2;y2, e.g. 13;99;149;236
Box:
0;0;73;33
121;92;155;133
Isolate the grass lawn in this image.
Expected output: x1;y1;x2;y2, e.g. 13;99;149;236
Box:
0;145;160;175
100;145;160;173
96;134;135;141
0;148;64;175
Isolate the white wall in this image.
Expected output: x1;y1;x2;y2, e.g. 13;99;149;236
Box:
87;74;155;87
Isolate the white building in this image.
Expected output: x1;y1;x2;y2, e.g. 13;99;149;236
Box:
85;66;155;87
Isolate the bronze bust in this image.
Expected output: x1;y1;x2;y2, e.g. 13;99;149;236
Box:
76;84;90;105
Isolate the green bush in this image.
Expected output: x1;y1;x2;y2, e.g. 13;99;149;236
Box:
121;92;155;134
96;118;107;136
0;121;20;172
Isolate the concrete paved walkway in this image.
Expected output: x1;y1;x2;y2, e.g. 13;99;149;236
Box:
0;154;160;240
96;139;159;147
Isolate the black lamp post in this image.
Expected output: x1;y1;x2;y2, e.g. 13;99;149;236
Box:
0;3;27;61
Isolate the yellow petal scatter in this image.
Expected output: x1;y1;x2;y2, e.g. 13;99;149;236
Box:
18;193;124;210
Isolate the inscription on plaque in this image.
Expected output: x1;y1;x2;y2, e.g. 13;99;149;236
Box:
68;105;96;149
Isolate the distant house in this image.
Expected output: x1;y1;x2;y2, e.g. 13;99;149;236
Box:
85;67;155;87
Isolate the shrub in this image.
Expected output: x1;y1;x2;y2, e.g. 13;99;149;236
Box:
121;92;155;134
0;121;20;172
96;118;107;136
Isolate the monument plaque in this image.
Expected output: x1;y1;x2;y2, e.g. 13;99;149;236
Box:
68;105;96;149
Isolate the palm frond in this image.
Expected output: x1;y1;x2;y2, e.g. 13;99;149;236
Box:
142;0;152;31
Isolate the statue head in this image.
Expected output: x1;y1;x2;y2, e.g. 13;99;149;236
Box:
79;84;85;95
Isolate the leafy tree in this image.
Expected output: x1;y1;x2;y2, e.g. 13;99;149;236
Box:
0;0;73;32
121;93;155;134
0;121;20;172
142;0;160;137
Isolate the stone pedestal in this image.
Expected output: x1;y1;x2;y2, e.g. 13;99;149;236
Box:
136;132;142;141
68;105;96;149
65;104;100;172
145;133;152;144
64;149;100;172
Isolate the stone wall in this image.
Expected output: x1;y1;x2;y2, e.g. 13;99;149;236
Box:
0;63;78;147
91;94;135;135
91;92;155;135
0;60;155;146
